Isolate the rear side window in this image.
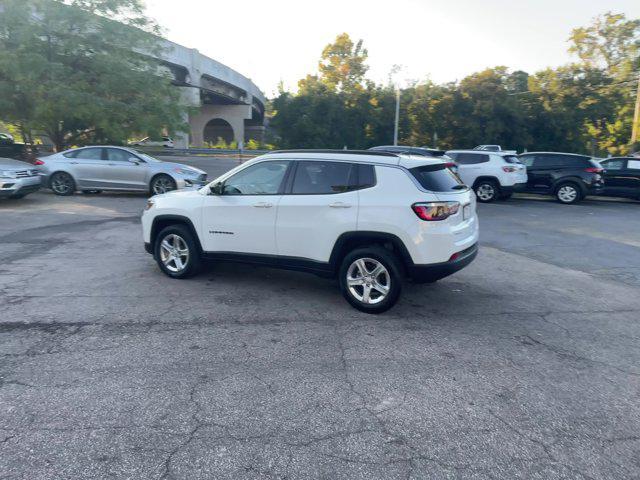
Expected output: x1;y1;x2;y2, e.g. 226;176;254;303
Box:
555;155;590;167
74;148;104;160
456;153;489;165
292;161;354;194
356;164;376;189
628;159;640;170
409;164;464;192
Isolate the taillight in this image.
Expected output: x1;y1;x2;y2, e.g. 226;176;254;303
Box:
444;162;456;169
502;166;517;173
412;202;460;221
585;167;603;173
33;159;45;165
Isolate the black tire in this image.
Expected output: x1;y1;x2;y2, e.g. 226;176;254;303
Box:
338;246;403;314
82;190;102;194
150;174;177;195
154;225;202;279
555;182;583;204
474;180;499;203
49;172;76;196
498;192;513;201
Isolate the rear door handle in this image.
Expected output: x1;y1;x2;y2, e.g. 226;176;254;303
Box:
252;202;273;208
329;202;351;208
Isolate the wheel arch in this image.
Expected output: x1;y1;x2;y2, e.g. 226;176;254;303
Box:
47;169;76;188
551;177;587;194
472;176;501;189
151;215;203;254
329;231;414;274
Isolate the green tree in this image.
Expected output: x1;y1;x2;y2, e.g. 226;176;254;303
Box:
315;33;368;94
0;0;187;151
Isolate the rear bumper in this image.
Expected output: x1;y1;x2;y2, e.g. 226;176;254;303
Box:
409;243;478;282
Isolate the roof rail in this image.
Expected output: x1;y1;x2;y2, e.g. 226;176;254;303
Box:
270;149;399;158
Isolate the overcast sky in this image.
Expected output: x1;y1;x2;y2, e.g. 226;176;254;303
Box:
144;0;640;97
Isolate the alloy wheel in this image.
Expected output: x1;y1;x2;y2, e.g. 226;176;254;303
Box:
557;185;578;203
476;183;495;201
346;258;390;305
153;177;175;194
159;234;189;273
51;174;73;195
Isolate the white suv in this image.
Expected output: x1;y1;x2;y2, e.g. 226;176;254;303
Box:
142;150;479;313
446;150;527;202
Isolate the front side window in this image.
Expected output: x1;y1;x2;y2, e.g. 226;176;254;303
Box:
222;161;289;195
628;159;640;170
292;161;354;194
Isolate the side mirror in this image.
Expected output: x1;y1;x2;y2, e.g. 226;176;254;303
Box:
210;182;224;195
128;157;141;165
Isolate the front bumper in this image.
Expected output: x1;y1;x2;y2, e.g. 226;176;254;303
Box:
0;175;41;197
409;243;478;283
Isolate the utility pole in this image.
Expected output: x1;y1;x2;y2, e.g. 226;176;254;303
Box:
393;88;400;146
631;73;640;147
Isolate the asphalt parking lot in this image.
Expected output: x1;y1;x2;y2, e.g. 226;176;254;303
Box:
1;157;639;479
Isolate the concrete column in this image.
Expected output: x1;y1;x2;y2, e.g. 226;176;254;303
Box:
189;104;252;147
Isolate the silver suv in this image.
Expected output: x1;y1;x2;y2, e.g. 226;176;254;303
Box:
0;157;41;199
36;146;207;195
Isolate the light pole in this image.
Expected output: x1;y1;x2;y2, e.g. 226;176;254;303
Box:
393;88;400;146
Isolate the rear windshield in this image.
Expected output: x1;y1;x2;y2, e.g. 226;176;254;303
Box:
503;155;521;164
409;164;464;192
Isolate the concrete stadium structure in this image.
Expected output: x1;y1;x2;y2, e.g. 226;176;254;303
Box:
158;39;266;149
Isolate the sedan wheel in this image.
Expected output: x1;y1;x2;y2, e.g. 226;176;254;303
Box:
151;175;177;195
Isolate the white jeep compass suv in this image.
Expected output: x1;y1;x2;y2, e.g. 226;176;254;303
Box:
446;150;527;202
142;150;479;313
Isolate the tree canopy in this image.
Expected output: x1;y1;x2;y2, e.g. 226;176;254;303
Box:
271;14;640;155
0;0;187;151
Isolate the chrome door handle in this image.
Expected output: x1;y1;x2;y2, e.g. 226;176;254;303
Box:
252;202;273;208
329;202;351;208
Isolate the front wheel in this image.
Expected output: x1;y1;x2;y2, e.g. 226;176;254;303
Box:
339;246;403;314
150;175;177;195
474;180;499;203
555;182;582;204
154;225;202;278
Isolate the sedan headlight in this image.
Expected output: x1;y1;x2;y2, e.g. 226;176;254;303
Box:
0;170;18;179
173;167;197;176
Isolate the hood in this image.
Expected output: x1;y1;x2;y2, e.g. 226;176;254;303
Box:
153;188;203;200
0;157;32;169
156;161;206;175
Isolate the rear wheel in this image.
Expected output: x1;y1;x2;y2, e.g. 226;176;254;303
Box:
154;225;202;278
474;180;499;203
339;246;403;314
150;175;177;195
50;172;75;196
555;182;582;204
